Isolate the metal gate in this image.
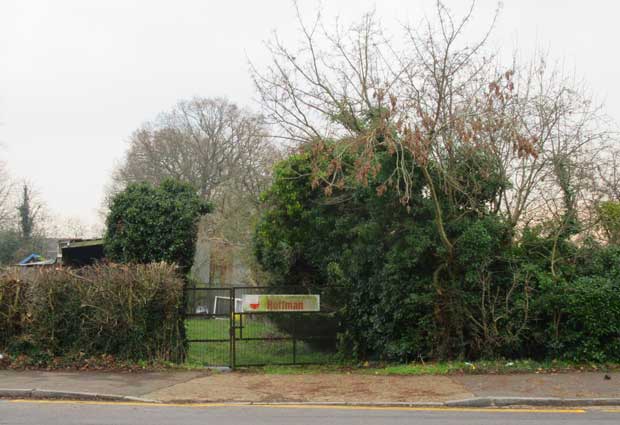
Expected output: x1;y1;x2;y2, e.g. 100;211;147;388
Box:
184;286;233;366
184;285;341;368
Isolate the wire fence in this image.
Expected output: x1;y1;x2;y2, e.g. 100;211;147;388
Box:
184;285;343;367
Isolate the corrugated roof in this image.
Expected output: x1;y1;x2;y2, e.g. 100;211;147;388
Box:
18;259;57;267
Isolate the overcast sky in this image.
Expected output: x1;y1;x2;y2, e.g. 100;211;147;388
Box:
1;0;618;233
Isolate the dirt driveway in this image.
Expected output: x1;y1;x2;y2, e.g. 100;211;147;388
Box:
144;373;473;403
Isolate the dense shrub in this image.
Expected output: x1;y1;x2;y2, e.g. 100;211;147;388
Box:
0;263;185;363
553;276;620;362
104;179;210;274
255;152;620;363
538;245;620;362
0;270;28;350
255;152;439;359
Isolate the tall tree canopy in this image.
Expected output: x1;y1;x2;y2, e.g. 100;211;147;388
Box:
111;97;279;243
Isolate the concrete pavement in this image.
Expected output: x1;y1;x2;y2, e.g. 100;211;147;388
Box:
1;370;619;405
0;370;207;398
452;373;620;399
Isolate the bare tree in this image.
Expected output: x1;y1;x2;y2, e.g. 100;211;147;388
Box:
491;57;611;236
0;160;12;228
115;98;271;199
253;3;509;255
253;1;617;355
111;97;281;243
49;216;90;239
254;2;612;238
595;148;620;202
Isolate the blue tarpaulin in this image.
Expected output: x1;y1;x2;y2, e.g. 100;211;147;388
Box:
18;253;45;265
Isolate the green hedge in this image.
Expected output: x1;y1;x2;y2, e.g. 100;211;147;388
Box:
550;276;620;362
0;263;185;363
0;271;27;350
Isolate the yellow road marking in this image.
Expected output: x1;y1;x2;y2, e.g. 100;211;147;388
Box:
7;399;586;414
8;400;240;408
253;404;585;414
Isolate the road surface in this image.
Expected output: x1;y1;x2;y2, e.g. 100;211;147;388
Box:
1;400;620;424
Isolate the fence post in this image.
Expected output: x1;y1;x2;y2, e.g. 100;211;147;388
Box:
292;311;297;364
229;286;236;370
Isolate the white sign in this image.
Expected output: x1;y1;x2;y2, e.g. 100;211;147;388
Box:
241;294;320;312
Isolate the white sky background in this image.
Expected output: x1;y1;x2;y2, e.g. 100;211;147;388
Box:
0;0;618;235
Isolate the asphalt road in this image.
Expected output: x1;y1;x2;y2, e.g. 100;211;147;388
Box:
1;400;620;425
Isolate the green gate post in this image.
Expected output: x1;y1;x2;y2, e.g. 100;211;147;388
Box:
229;286;236;370
292;312;297;364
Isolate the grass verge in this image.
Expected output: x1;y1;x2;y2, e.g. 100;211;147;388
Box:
185;318;336;366
252;359;620;375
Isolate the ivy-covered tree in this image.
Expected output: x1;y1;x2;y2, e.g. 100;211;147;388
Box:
0;184;47;265
255;149;527;360
598;201;620;245
104;179;211;274
17;185;38;240
256;148;620;362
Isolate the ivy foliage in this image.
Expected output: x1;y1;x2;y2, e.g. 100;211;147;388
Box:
599;201;620;245
104;179;211;273
255;150;620;362
255;150;511;360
